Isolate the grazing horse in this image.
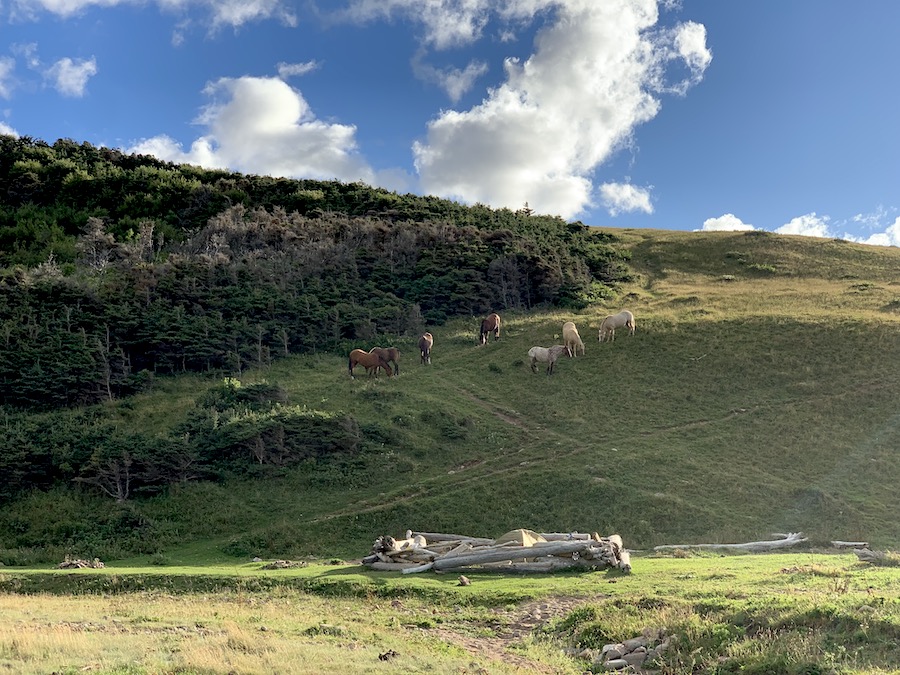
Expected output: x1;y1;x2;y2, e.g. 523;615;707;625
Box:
418;332;434;365
528;345;571;374
369;346;400;376
562;321;585;357
598;310;635;343
479;313;501;345
349;349;392;379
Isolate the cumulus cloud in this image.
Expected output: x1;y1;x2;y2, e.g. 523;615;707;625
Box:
849;217;900;247
410;0;711;218
0;121;19;137
0;57;15;99
775;212;831;238
277;61;320;79
10;0;296;29
128;75;377;184
600;182;653;216
411;50;488;103
45;56;97;96
341;0;491;49
699;213;754;231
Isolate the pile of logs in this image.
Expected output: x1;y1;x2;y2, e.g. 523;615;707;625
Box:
362;529;631;574
57;557;105;569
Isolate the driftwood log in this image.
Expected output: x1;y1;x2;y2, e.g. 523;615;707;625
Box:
653;532;807;553
362;529;631;574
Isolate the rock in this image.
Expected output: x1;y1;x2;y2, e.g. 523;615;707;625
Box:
458;575;471;586
623;651;647;668
603;658;629;670
601;643;626;660
623;637;648;651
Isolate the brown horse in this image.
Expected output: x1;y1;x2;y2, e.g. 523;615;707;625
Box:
418;332;433;364
369;346;400;376
479;313;501;345
349;349;392;379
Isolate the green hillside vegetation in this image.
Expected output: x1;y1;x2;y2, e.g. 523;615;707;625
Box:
1;211;899;564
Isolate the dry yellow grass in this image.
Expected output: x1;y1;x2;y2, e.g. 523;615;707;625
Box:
0;590;572;674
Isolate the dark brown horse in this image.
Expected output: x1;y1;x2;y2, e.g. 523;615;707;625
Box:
479;313;501;345
418;332;433;365
369;346;400;376
349;349;392;379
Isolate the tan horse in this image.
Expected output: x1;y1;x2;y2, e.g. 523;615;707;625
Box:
368;346;400;376
479;313;501;345
349;349;392;379
562;321;585;357
599;310;635;343
418;332;433;365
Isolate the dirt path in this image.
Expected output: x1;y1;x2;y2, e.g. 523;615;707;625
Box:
420;596;590;674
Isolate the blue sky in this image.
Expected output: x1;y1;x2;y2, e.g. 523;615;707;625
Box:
1;0;899;245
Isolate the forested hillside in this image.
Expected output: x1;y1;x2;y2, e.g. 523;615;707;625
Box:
0;135;632;549
0;135;630;410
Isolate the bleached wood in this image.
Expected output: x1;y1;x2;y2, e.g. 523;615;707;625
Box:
653;532;807;553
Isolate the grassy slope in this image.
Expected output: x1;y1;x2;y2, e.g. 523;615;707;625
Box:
68;228;900;561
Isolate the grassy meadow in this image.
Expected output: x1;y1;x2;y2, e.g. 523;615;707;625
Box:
3;228;900;673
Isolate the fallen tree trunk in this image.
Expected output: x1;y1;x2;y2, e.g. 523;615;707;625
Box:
653;532;807;553
431;540;595;571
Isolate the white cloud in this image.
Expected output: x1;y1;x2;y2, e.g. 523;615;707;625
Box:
775;212;831;238
11;0;296;29
411;0;711;219
342;0;491;49
0;121;19;137
0;57;15;99
277;61;320;79
600;182;653;216
849;217;900;248
44;56;97;97
699;213;754;231
128;76;376;184
411;50;488;103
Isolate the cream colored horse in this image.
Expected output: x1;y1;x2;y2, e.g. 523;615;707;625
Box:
528;345;571;374
562;321;585;356
598;310;635;342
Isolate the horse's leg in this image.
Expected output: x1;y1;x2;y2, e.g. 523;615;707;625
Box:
530;358;538;373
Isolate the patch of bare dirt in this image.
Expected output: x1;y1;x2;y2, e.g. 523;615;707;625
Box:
426;596;589;674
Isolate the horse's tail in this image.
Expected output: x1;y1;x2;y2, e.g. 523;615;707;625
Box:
348;354;355;378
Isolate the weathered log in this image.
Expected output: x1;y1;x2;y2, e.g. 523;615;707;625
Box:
401;561;435;574
653;532;807;553
411;532;495;546
831;540;869;549
618;549;632;573
538;532;592;541
430;540;594;571
368;561;422;571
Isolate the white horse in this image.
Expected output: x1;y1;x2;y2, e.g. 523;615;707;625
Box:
598;310;635;343
562;321;585;357
528;345;571;374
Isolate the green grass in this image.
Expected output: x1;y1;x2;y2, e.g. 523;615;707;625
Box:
3;552;900;673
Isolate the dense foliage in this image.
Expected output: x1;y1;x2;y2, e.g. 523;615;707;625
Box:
0;135;631;410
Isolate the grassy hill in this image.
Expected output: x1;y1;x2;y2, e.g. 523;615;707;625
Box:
3;227;900;564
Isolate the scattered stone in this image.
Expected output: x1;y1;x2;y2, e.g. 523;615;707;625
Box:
259;560;308;569
458;575;471;586
603;658;629;670
378;649;399;661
